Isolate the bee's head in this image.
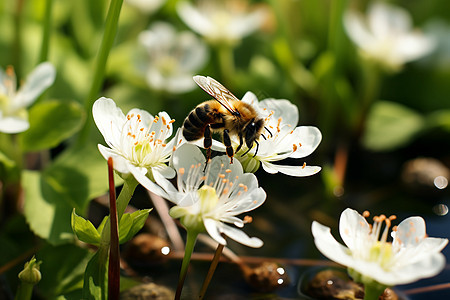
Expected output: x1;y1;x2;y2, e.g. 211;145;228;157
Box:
244;118;265;148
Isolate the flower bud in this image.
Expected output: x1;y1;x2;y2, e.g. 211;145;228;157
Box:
18;257;42;285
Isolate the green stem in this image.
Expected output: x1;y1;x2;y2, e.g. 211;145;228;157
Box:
354;61;381;138
198;242;225;300
175;230;199;300
116;176;138;221
216;44;235;86
78;0;124;144
363;283;386;300
12;0;24;79
14;282;33;300
319;0;347;141
39;0;53;63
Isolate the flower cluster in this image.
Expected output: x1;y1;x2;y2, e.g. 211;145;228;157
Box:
93;75;322;246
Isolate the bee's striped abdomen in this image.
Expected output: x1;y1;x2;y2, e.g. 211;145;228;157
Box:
182;103;213;141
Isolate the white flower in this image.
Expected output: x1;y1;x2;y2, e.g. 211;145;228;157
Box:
233;92;321;176
0;62;56;133
138;22;208;94
312;208;448;286
154;144;266;247
125;0;166;14
344;2;435;71
93;97;179;196
177;0;266;46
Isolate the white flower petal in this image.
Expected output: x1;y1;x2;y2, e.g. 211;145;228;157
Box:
261;161;321;177
260;98;299;127
93;98;126;149
393;216;426;248
177;1;213;37
97;144;131;174
15;62;56;108
229;9;265;39
221;223;263;248
241;91;259;105
172;143;205;172
289;126;322;159
339;208;371;252
204;219;227;245
363;253;446;286
0;115;29;134
152;164;176;179
344;11;375;51
128;164;168;198
394;33;435;62
311;221;356;267
369;2;411;39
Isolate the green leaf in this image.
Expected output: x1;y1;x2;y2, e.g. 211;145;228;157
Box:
43;165;90;212
118;214;133;244
82;249;108;300
122;209;151;244
362;101;425;151
20;100;84;151
71;210;101;246
53;142;123;202
22;170;75;245
96;216;108;236
37;243;90;298
119;209;151;244
425;110;450;131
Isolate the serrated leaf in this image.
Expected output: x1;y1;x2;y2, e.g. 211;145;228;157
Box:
20;100;84;151
71;210;101;246
362;101;425;151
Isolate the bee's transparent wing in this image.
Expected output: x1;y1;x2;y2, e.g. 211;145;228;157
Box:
193;75;239;114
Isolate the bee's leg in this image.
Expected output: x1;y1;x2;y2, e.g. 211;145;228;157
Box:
223;129;234;163
253;140;259;157
241;140;259;157
235;133;244;153
204;124;212;169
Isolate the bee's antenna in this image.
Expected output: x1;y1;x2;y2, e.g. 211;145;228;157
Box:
264;126;273;138
261;134;267;140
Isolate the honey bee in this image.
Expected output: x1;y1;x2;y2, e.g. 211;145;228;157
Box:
183;75;270;165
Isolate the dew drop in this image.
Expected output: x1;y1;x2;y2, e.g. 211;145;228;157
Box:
432;204;449;216
434;176;448;190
